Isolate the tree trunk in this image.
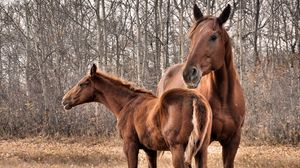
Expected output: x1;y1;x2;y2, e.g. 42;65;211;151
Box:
95;0;103;67
154;0;161;80
254;0;260;64
238;0;243;82
207;0;211;15
165;0;171;68
115;34;121;76
142;0;148;79
270;0;275;64
293;0;299;53
159;0;164;73
0;46;1;89
35;1;50;131
179;0;184;62
101;0;108;70
25;1;32;97
135;0;142;85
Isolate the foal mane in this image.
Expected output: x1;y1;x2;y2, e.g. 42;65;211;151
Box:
94;70;156;97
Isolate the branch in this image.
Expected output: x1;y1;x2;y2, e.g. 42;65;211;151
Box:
0;5;31;41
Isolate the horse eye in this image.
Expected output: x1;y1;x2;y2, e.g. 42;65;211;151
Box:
209;34;217;41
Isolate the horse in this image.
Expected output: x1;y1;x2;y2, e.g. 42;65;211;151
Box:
157;4;245;168
62;64;212;168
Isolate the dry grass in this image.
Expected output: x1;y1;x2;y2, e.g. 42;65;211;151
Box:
0;136;299;168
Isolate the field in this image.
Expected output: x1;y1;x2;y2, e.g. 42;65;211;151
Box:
0;136;299;168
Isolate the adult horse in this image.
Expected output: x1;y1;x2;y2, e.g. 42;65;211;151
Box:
62;64;212;168
157;4;245;168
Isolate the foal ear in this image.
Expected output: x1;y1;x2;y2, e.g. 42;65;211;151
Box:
217;4;231;25
193;4;203;21
90;64;97;77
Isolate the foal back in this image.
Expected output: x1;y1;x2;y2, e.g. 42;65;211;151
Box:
160;89;212;167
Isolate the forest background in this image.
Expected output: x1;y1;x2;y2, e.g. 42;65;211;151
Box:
0;0;299;144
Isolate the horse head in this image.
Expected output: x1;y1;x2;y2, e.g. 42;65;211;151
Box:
183;4;231;88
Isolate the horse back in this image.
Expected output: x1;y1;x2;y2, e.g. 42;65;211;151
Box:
157;63;186;96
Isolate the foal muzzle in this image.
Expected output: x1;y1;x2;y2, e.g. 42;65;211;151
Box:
62;99;73;110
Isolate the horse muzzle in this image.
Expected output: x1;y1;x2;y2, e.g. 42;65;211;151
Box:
182;66;202;89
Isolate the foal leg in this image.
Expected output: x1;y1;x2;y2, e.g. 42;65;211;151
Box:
221;130;241;168
194;146;208;168
144;149;157;168
170;145;189;168
194;134;210;168
123;141;139;168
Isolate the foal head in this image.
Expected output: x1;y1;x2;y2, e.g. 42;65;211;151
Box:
182;4;231;88
62;64;98;110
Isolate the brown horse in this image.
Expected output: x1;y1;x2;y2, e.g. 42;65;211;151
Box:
157;4;245;168
62;64;212;168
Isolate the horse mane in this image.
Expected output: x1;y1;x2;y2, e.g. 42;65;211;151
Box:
94;70;156;97
220;24;238;81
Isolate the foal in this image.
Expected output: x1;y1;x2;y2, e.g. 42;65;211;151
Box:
62;64;212;168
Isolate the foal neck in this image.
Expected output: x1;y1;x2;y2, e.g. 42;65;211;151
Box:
93;72;155;118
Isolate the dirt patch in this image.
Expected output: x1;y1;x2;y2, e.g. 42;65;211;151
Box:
0;137;298;168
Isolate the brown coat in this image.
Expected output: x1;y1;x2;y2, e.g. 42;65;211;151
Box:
62;64;212;168
157;4;245;168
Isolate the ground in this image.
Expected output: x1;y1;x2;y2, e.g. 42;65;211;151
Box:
0;136;299;168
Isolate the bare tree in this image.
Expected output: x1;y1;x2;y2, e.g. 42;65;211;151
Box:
135;0;142;85
0;0;298;143
253;0;261;63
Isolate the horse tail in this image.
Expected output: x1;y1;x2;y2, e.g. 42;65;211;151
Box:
184;95;212;165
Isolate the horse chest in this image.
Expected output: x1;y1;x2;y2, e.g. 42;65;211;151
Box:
209;101;242;142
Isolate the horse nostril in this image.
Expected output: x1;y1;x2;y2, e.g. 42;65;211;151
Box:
189;67;199;81
191;67;198;77
62;99;69;106
183;66;200;84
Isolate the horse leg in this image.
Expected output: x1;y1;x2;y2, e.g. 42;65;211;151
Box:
170;145;189;168
144;149;157;168
123;141;139;168
221;130;241;168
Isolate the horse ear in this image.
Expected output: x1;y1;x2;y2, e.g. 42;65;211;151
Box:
90;64;97;77
193;4;203;21
217;4;231;25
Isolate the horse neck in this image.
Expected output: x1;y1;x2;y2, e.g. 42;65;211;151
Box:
93;77;138;118
210;44;237;103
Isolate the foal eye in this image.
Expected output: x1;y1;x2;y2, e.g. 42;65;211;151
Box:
79;83;88;88
209;34;217;41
